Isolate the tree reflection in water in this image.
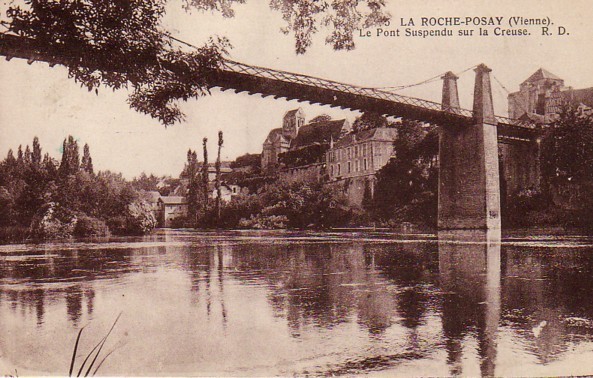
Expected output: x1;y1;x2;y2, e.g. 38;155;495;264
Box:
2;230;593;376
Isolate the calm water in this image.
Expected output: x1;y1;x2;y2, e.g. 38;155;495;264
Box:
2;229;593;376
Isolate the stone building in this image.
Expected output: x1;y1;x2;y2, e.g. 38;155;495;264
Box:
326;127;398;206
157;196;188;227
261;108;305;171
508;68;593;122
261;108;351;175
503;68;593;206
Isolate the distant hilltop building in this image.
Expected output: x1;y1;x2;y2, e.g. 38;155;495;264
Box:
261;108;350;172
261;107;399;206
508;68;593;123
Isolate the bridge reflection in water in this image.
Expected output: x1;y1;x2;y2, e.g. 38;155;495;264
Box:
1;230;593;376
438;230;501;377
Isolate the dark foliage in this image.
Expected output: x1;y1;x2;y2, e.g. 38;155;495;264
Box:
3;1;390;124
0;136;155;241
279;144;328;168
370;121;438;226
229;153;261;170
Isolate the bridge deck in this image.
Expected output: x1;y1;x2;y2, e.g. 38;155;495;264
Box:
0;33;538;142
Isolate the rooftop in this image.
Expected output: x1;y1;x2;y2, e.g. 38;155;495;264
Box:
522;68;563;84
291;119;349;149
159;196;187;205
334;127;398;149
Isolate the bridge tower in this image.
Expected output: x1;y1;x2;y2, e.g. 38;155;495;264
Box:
438;64;501;230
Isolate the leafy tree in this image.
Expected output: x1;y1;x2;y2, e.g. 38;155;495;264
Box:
371;120;438;225
269;0;390;53
538;105;593;224
244;177;351;229
81;143;94;174
202;137;209;208
0;137;157;240
16;145;23;167
2;0;389;125
541;105;593;188
184;149;201;225
352;112;390;132
215;131;224;223
132;172;161;191
310;114;332;123
5;149;16;167
32;137;42;166
59;136;80;177
24;145;32;165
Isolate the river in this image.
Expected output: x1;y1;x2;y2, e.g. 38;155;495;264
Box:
1;229;593;376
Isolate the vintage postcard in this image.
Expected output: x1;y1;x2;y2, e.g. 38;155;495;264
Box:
1;0;593;376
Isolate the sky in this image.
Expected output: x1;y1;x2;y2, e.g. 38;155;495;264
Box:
1;0;593;178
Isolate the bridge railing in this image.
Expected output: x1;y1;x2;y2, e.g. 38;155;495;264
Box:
222;59;536;130
222;59;474;118
0;32;537;131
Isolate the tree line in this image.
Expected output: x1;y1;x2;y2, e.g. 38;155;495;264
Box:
0;136;156;242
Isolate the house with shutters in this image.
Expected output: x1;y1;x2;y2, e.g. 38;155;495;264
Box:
325;127;398;206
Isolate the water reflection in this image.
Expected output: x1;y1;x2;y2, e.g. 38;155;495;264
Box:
1;230;593;376
439;229;501;377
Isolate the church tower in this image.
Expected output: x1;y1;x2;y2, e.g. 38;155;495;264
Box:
282;108;305;140
508;68;564;119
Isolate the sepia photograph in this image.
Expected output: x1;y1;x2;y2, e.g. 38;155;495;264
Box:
1;0;593;376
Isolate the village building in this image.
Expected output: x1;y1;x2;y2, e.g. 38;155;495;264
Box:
326;127;398;206
211;184;243;202
261;108;350;176
157;196;188;227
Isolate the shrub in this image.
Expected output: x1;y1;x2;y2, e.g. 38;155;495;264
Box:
29;202;77;239
74;214;110;237
125;200;157;234
0;225;30;244
238;214;289;229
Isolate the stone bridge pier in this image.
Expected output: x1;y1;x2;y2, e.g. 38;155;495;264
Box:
438;64;501;230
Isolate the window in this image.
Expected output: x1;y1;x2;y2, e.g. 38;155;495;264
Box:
364;159;367;170
330;165;334;176
355;145;358;157
337;164;341;175
347;148;351;159
348;161;351;173
362;143;367;156
355;160;359;172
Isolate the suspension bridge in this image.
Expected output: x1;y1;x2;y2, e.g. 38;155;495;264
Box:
0;33;543;230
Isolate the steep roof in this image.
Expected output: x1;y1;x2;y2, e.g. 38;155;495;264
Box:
283;107;304;121
159;196;187;205
522;68;563;84
263;128;283;145
334;127;397;149
291;119;349;149
284;109;299;118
